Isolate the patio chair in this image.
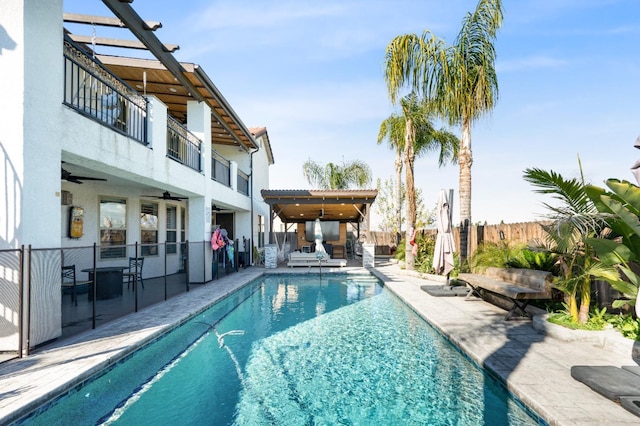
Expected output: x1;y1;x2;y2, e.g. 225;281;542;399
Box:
124;257;144;289
61;265;92;306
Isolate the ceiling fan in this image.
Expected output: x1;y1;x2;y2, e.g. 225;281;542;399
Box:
142;191;187;201
212;205;223;211
61;168;107;184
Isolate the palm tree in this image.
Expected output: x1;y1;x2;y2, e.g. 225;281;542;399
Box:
523;166;610;324
302;158;372;190
379;94;458;269
384;0;503;265
377;111;406;243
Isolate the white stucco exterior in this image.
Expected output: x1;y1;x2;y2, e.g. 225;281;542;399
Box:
0;0;274;349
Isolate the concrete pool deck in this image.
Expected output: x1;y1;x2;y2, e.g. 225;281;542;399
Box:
1;260;639;424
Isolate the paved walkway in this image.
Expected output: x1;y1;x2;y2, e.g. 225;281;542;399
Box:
1;261;639;424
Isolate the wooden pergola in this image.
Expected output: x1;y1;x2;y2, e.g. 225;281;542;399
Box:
260;189;378;239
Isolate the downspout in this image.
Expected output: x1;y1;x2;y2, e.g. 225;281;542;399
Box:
250;145;260;265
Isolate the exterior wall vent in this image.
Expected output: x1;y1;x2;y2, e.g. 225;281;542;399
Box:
61;190;73;205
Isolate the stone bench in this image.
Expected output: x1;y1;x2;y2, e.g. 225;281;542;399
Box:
457;267;553;320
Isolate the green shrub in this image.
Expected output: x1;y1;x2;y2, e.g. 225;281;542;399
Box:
607;314;640;340
506;248;558;272
469;241;526;272
394;233;459;276
394;238;406;262
547;305;608;331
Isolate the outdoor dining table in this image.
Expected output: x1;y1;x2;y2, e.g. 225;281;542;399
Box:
82;266;126;300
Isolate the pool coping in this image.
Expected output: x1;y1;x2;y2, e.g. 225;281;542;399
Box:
371;264;640;425
1;262;639;425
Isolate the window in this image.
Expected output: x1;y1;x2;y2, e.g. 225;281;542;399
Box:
180;207;186;243
100;197;127;259
141;203;158;256
166;205;177;254
180;207;187;271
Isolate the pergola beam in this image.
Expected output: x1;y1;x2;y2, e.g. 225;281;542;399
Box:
68;34;178;52
63;12;161;31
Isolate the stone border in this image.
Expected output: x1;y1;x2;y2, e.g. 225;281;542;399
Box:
532;313;640;359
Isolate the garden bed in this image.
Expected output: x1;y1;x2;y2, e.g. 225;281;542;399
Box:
532;313;640;358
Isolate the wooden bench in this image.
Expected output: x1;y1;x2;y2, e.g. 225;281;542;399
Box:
457;267;553;320
287;252;347;268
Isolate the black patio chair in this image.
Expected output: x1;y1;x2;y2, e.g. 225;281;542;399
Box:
124;257;144;290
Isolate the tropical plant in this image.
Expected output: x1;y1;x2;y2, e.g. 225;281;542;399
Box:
468;241;525;272
384;0;503;265
607;314;640;340
302;158;371;190
584;178;640;312
378;93;458;270
523;166;614;324
393;233;442;275
506;247;558;272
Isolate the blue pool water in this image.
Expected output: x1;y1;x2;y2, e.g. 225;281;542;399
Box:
23;274;541;425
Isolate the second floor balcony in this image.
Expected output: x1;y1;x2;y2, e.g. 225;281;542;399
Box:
63;39;148;145
62;36;253;196
167;116;202;172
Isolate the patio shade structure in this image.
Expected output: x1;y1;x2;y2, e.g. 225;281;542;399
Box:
432;189;455;278
260;189;378;239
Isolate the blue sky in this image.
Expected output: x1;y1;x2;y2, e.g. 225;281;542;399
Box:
64;1;640;226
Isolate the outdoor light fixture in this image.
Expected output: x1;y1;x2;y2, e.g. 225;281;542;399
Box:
319;209;324;218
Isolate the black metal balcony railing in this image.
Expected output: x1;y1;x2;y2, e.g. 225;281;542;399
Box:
237;169;250;196
167;116;203;172
62;37;147;145
211;151;231;186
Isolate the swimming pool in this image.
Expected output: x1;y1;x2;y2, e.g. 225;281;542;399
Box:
22;273;541;425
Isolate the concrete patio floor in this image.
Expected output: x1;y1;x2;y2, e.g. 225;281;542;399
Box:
1;259;639;425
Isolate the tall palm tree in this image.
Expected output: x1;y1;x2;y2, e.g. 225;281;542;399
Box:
378;94;458;269
302;158;372;190
377;112;405;243
384;0;503;265
401;95;458;269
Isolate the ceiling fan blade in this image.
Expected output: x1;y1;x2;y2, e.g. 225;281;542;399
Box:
61;168;106;183
142;191;186;201
74;176;107;181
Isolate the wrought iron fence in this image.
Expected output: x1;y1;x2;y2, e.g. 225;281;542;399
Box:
0;239;253;362
167;116;203;172
62;36;147;144
0;248;24;362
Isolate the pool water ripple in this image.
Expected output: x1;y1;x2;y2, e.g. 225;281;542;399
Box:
21;274;539;425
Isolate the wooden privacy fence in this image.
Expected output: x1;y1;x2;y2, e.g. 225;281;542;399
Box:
367;221;552;258
271;221;552;258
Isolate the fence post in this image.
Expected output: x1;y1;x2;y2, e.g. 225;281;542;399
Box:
91;243;97;329
18;245;24;358
25;245;32;355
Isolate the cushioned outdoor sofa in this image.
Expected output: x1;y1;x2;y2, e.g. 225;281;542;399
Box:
287;252;347;268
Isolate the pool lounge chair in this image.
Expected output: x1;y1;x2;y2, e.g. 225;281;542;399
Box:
287;252;347;268
571;365;640;418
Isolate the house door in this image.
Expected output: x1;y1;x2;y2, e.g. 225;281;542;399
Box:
214;213;234;240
